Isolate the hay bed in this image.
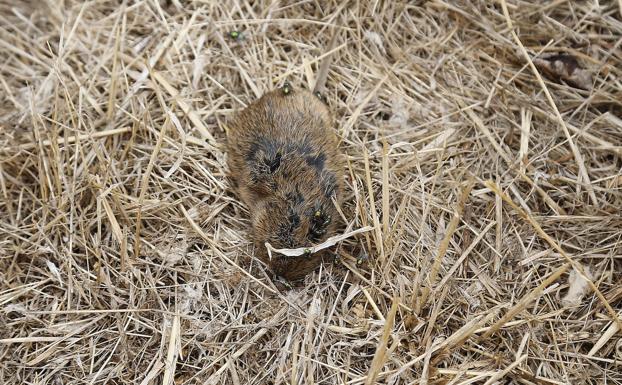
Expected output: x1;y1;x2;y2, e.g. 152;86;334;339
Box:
1;1;621;384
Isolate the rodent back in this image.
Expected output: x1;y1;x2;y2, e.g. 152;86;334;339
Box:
227;88;341;203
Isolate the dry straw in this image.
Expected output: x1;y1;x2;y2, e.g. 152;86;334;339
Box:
1;1;621;384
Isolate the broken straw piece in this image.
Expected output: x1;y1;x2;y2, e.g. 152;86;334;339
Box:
265;226;374;260
561;264;593;307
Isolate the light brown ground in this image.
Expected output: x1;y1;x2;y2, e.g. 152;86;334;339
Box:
1;1;621;384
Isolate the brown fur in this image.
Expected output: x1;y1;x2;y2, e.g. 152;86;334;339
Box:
226;86;344;281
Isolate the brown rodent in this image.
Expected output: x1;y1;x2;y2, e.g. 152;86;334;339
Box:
226;84;344;281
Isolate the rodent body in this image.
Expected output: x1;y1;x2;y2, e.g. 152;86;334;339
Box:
226;86;344;281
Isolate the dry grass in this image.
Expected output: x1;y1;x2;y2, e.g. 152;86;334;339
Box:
1;1;622;384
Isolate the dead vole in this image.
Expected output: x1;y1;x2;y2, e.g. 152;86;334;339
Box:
226;84;344;281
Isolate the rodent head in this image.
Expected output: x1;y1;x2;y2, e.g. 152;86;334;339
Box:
250;160;342;277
